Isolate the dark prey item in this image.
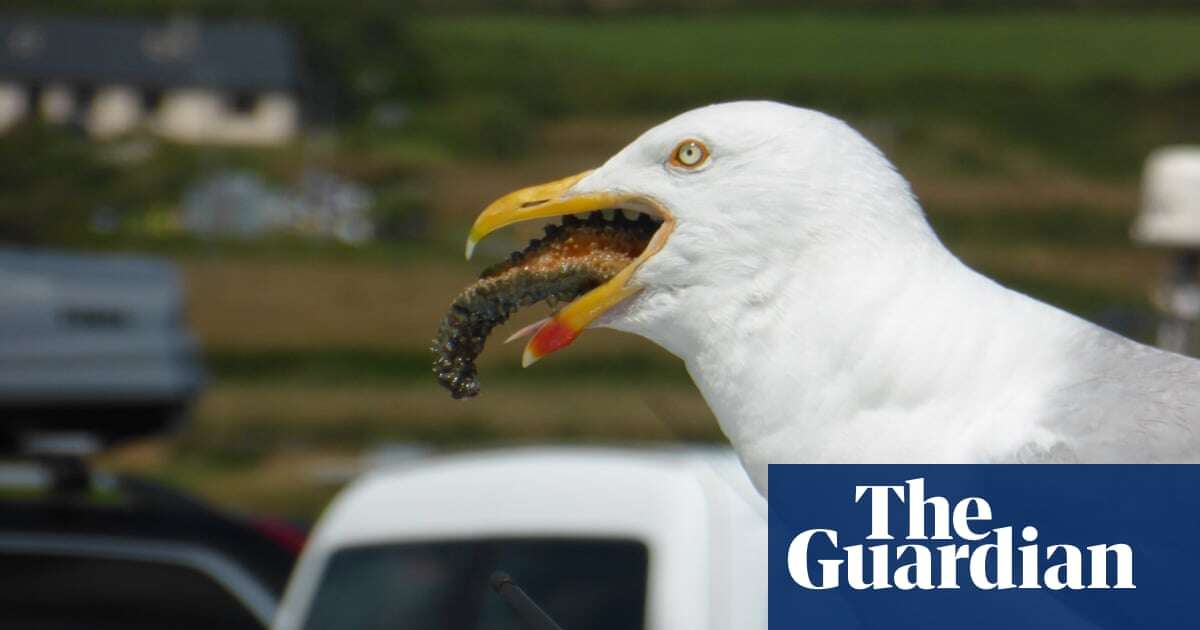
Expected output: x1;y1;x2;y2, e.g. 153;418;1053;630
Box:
432;211;658;398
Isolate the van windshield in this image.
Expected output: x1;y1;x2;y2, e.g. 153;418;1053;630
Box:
301;538;648;630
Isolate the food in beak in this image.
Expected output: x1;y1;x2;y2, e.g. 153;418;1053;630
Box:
433;211;660;398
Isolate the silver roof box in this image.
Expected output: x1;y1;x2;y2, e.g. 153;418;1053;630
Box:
0;247;205;454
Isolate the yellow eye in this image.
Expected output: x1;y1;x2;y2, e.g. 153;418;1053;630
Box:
671;139;709;168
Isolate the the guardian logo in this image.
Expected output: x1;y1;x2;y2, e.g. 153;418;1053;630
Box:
787;478;1135;591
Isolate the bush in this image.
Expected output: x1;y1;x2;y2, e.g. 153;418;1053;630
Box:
413;95;534;159
372;184;433;241
0;124;115;244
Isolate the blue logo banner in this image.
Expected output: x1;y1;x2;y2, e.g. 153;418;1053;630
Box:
768;465;1200;629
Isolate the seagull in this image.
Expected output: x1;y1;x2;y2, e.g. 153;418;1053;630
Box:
464;101;1200;496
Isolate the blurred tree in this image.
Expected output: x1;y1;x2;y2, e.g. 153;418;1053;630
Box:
256;0;439;122
405;0;1200;13
411;94;533;158
0;124;114;244
372;183;432;241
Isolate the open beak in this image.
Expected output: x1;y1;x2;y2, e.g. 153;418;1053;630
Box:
466;170;673;366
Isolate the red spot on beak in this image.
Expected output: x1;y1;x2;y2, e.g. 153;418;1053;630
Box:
524;317;579;366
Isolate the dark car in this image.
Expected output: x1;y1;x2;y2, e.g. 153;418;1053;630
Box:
0;457;303;630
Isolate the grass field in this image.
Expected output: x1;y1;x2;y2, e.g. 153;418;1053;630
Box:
419;13;1200;90
415;13;1200;174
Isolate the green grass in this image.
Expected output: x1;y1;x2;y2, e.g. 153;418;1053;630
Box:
417;13;1200;97
413;13;1200;174
928;206;1132;247
89;232;453;263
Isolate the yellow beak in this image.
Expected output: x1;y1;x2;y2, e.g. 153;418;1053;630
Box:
465;170;672;366
466;170;600;259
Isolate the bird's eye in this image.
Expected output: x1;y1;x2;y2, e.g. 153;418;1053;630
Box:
670;139;709;169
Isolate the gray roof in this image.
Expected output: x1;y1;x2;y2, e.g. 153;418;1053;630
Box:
0;15;298;91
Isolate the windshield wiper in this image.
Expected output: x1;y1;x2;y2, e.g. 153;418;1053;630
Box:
489;571;565;630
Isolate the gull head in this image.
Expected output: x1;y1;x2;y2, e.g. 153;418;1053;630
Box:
465;100;937;364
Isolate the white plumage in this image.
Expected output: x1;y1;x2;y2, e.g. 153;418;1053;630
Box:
565;101;1200;496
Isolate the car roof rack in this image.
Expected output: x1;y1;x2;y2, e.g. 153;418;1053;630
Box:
0;443;210;514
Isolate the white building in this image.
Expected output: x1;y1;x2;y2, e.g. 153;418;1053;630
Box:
0;16;300;145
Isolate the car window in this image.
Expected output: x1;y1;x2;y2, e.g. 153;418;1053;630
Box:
302;538;648;630
0;552;264;629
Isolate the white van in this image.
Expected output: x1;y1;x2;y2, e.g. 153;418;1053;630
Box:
273;446;767;630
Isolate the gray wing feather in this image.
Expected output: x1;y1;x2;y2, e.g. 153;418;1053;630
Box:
1030;327;1200;463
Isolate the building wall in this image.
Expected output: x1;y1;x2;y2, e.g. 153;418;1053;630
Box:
151;88;222;141
0;82;26;131
152;88;298;146
0;81;298;145
40;83;75;123
87;85;142;138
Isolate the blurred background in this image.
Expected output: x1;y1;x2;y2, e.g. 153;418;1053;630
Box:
2;3;1200;619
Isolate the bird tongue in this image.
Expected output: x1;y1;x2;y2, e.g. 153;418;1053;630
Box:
432;214;657;398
